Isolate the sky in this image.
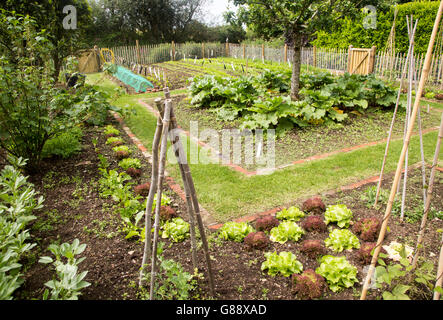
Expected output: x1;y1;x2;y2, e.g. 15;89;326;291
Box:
200;0;233;26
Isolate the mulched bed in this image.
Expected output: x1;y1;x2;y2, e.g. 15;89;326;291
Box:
15;112;443;300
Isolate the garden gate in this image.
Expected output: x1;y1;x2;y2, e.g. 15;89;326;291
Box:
347;46;377;75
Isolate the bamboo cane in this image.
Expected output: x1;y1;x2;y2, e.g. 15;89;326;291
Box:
374;19;418;207
412;112;443;269
163;88;215;295
149;99;172;300
360;0;443;300
162;88;198;270
139;98;164;286
434;233;443;300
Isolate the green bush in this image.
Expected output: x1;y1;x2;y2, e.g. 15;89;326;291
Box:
42;127;83;159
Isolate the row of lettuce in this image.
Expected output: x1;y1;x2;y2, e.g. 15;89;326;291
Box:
188;70;398;135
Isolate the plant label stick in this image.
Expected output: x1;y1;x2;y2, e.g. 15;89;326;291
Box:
194;56;197;64
231;62;235;71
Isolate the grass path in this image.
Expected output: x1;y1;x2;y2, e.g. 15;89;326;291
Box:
87;72;443;223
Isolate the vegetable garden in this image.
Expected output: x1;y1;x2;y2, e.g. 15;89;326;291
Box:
2;4;443;304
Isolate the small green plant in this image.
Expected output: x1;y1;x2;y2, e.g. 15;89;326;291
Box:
324;229;360;252
161;217;190;243
42;127;83;159
261;251;303;277
324;204;353;228
39;239;90;300
275;206;305;221
375;246;437;300
112;145;130;154
118;158;142;170
104;125;120;137
98;169;133;203
106;136;124;146
141;243;198;300
269;221;304;244
315;255;358;292
219;221;254;242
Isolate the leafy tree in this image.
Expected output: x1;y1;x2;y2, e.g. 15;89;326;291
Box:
2;0;93;79
233;0;385;100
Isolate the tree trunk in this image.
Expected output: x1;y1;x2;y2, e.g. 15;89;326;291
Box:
290;32;302;101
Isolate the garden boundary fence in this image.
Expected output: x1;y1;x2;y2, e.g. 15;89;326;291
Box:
105;42;443;87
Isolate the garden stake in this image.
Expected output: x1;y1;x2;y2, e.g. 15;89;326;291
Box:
374;18;418;207
412;112;443;269
434;232;443;300
163;87;215;296
139;98;164;286
149;99;172;300
360;0;443;300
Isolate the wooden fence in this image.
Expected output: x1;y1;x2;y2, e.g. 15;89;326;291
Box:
105;42;443;87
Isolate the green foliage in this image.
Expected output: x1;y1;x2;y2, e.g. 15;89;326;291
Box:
39;239;90;300
269;221;304;244
118;158;142;170
315;255;358;292
275;206;305;222
261;251;303;277
141;243;197;300
219;221;255;242
98;169;133;203
161;218;190;243
0;157;42;299
42;127;83;159
313;2;441;55
104;125;120;137
324;204;353;228
324;229;360;252
106;137;124;146
112;145;131;154
375;247;437;300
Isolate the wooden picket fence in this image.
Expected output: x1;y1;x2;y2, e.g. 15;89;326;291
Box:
105;41;443;87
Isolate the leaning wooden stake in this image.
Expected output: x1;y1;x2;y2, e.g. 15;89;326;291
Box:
412;112;443;269
374;19;418;207
163;88;215;296
434;233;443;300
139;98;164;286
360;0;443;300
149;99;172;300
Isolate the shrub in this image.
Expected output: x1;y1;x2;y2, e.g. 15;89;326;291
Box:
299;240;327;258
134;183;150;196
301;197;326;214
315;255;358;292
42;127;83;159
292;269;326;299
160;205;177;221
219;221;255;242
269;221;304;244
301;215;327;232
276;206;305;221
324;229;360;252
261;251;303;277
352;217;381;242
244;232;270;250
255;215;279;232
324;204;353;228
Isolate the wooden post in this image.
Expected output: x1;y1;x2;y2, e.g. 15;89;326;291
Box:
369;46;377;74
347;45;353;73
243;44;246;59
284;44;288;63
136;40;140;64
262;44;265;62
202;43;205;59
313;46;317;68
360;0;443;300
434;233;443;300
171;41;175;61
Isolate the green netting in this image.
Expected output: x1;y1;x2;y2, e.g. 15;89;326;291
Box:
111;64;154;92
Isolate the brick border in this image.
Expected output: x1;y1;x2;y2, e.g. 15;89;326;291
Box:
137;98;440;177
